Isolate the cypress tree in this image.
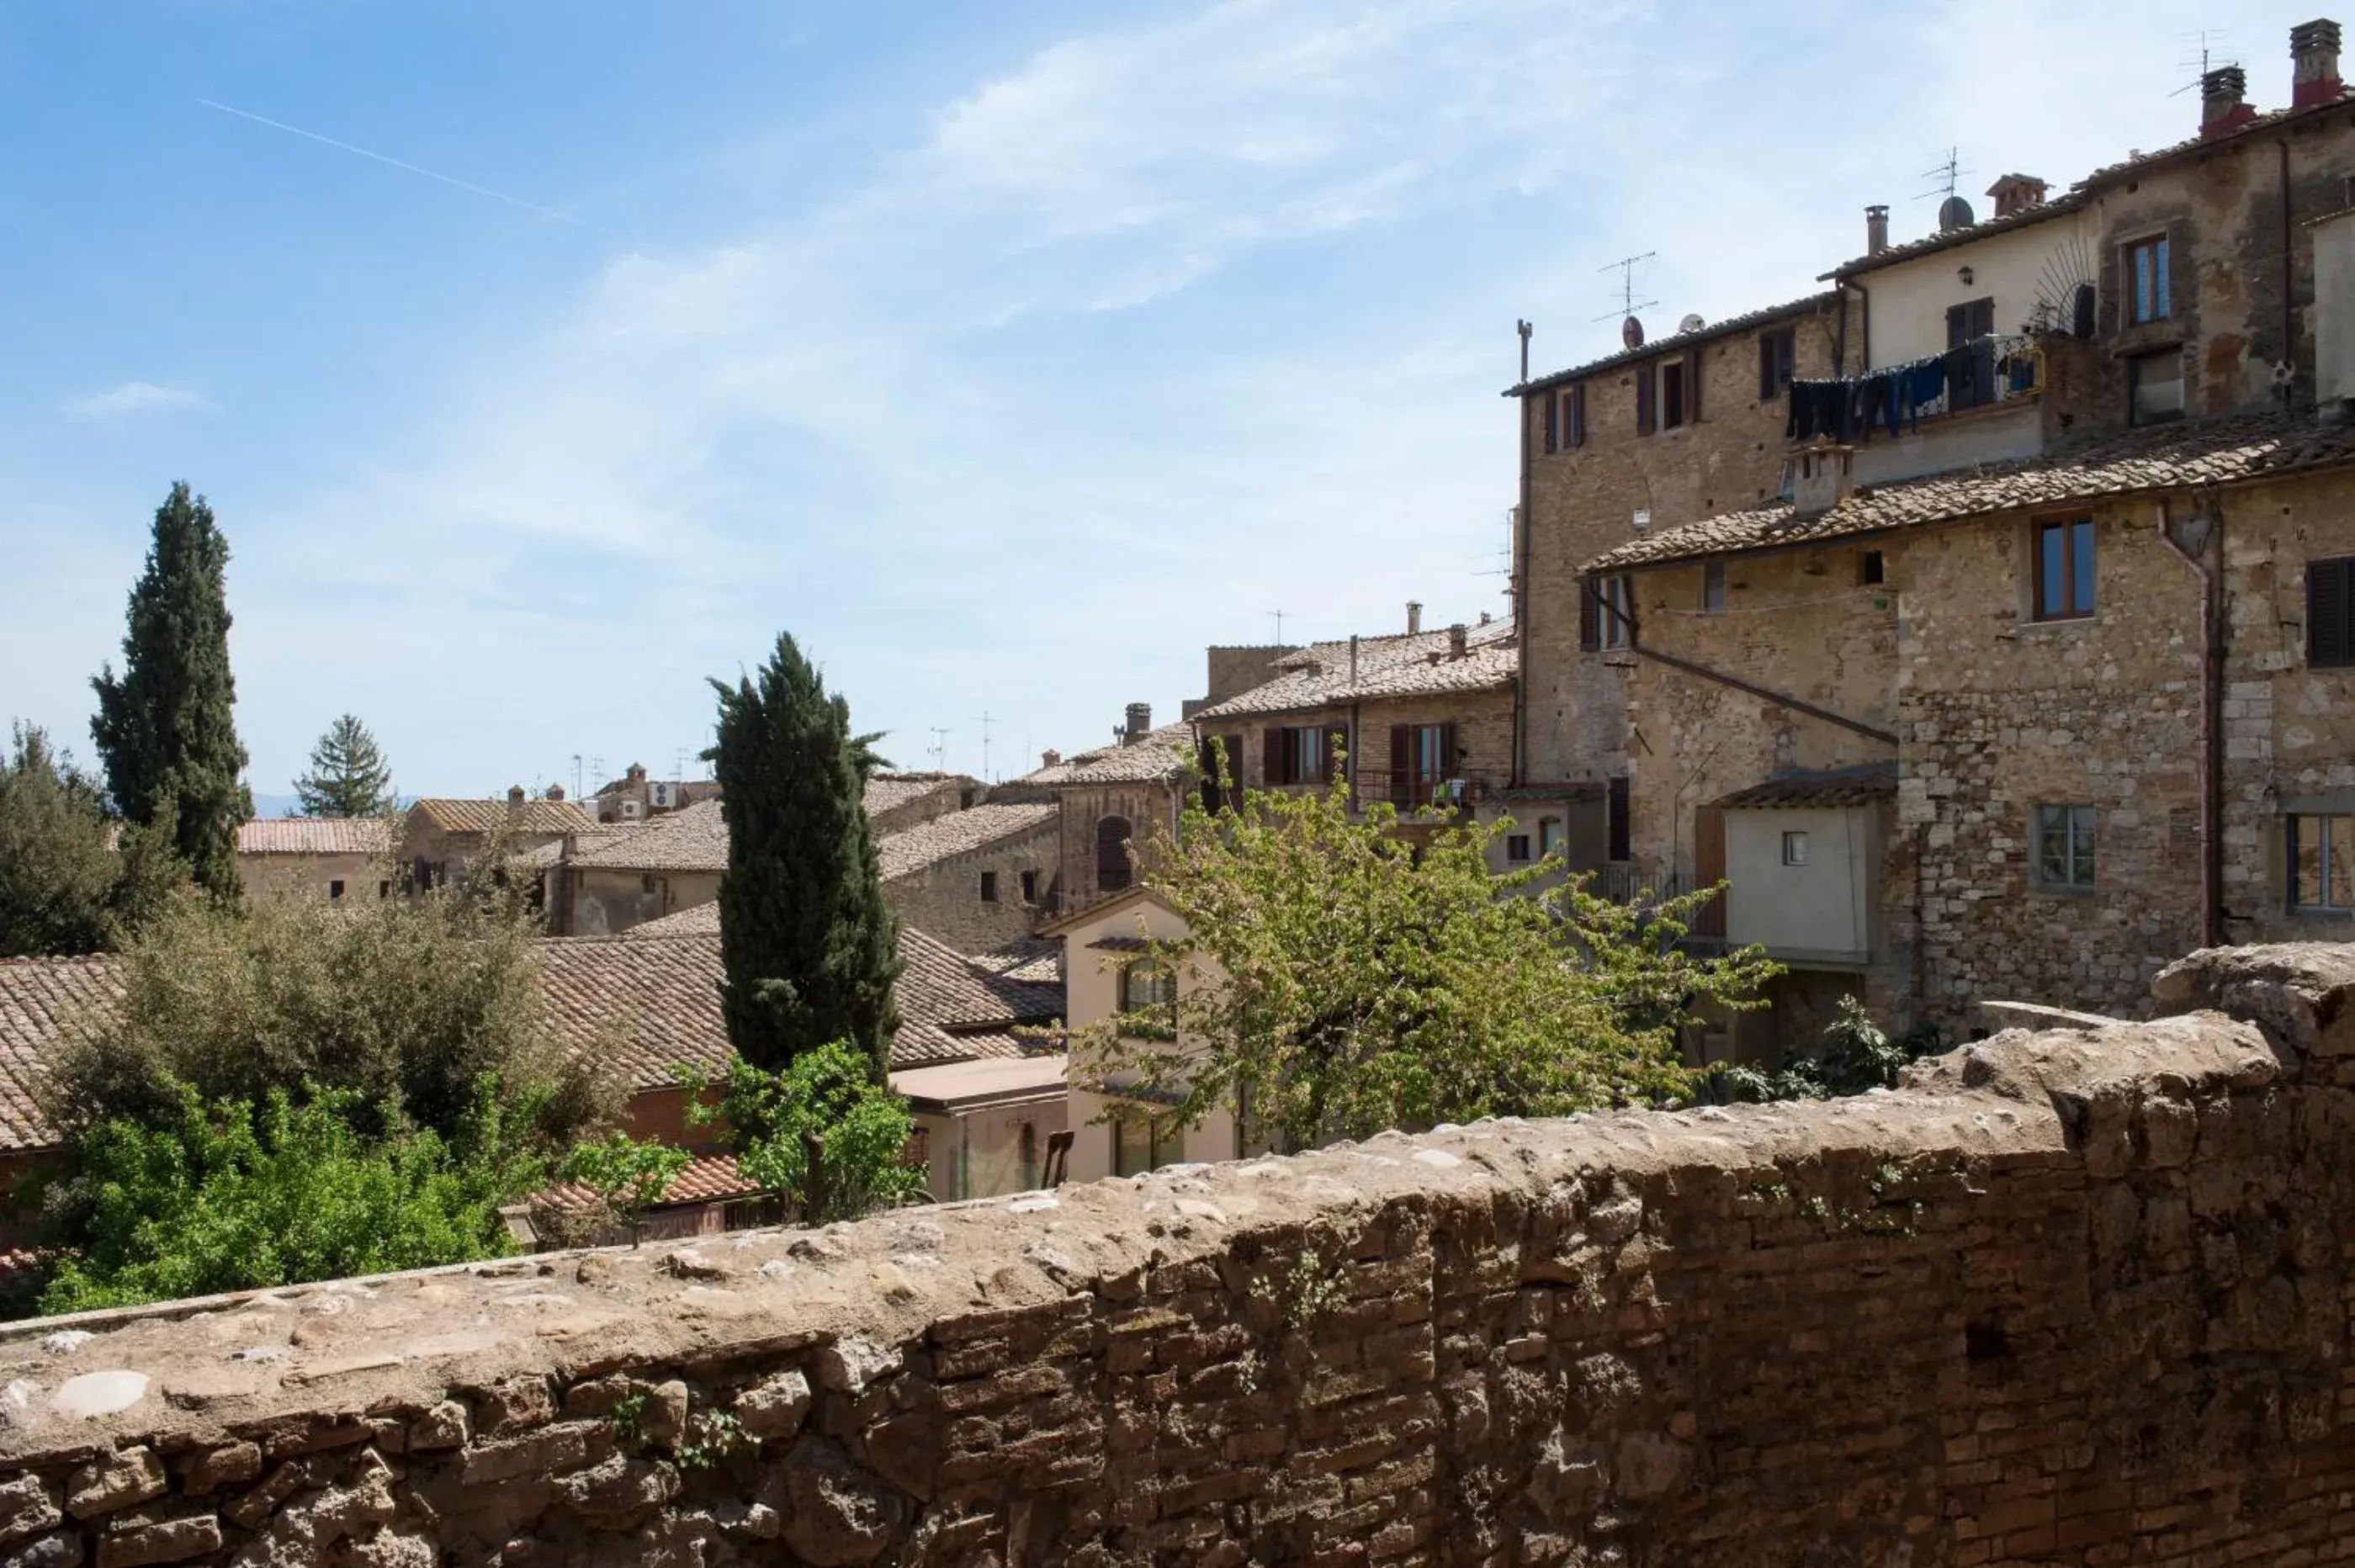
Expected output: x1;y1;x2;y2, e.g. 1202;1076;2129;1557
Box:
294;714;395;818
707;633;900;1075
90;482;252;897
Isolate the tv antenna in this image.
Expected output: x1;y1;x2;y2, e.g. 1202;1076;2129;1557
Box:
971;711;994;781
1592;252;1658;324
2170;29;2235;95
926;728;949;771
1917;146;1973;202
1266;608;1290;644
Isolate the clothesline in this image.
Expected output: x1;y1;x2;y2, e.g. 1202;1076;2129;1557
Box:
1787;333;2040;444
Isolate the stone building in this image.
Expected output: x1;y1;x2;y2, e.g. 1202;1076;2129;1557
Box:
1187;610;1593;872
544;798;728;938
1557;34;2355;1039
232;816;394;903
999;707;1194;921
399;790;596;892
874;803;1064;953
864;771;984;836
589;763;720;827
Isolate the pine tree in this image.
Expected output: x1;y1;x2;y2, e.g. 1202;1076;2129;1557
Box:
707;633;900;1075
90;483;251;896
294;714;395;818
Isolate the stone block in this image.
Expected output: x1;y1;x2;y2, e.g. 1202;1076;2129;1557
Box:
96;1515;222;1568
65;1449;167;1519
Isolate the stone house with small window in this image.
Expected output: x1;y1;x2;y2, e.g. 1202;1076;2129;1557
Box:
400;790;597;893
874;803;1063;953
235;817;395;903
1000;707;1195;922
544;797;729;937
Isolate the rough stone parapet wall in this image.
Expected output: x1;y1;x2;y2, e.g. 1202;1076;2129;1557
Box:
3;943;2354;1566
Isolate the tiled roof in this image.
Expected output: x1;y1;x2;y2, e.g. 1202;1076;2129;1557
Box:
569;798;729;872
1016;724;1196;787
517;827;637;871
1582;412;2355;574
533;935;735;1089
533;1152;762;1215
877;803;1061;880
1711;764;1899;810
0;957;119;1154
971;936;1061;987
236;818;392;856
2073;94;2351;193
1822;195;2087;280
1514;295;1840;396
411;797;597;837
624;902;720;939
895;927;1063;1067
1191;619;1516;722
864;772;969;815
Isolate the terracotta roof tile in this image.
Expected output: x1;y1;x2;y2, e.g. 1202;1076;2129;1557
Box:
533;1152;764;1214
568;799;730;872
1710;764;1899;809
411;797;597;837
1191;619;1516;722
1581;412;2355;575
876;803;1060;880
1514;295;1840;395
624;903;719;939
971;936;1061;987
1015;724;1195;786
864;773;971;814
236;818;393;856
1822;195;2087;280
0;956;119;1153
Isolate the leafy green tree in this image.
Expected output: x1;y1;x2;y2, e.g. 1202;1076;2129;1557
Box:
0;725;184;956
706;633;899;1073
294;714;395;818
89;482;252;897
38;880;619;1151
1069;771;1781;1150
1719;996;1941;1103
37;1081;544;1315
559;1131;691;1243
683;1044;925;1224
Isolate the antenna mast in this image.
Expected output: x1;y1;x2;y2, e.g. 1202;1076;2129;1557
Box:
971;711;994;781
1593;252;1658;324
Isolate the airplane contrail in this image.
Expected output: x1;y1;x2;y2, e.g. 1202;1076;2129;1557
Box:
197;98;587;226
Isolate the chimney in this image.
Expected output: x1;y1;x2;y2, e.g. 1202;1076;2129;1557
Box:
1864;204;1890;256
2294;19;2345;108
2203;65;2257;138
626;762;646;783
1448;622;1468;660
1406;601;1423;634
1349;634;1360;687
507;784;527;805
545;784;565;801
1790;445;1856;518
1985;173;2049;218
1123;702;1151;744
1041;749;1062;770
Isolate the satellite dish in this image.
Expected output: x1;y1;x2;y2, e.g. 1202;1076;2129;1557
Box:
1938;195;1976;231
1678;313;1705;335
1621;315;1645;350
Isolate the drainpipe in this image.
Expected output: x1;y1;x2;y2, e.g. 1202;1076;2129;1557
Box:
2280;139;2298;402
1512;388;1534;786
2156;496;2225;947
1854;280;1872;374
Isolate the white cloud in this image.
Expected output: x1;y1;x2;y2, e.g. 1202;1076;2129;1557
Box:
64;381;217;420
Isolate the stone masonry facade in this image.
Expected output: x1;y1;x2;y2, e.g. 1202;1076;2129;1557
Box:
2;941;2352;1567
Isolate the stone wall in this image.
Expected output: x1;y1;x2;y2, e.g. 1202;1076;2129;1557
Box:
4;944;2354;1567
883;819;1063;955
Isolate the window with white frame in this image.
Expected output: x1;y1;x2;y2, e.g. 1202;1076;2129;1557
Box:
2035;804;2097;889
2289;814;2355;913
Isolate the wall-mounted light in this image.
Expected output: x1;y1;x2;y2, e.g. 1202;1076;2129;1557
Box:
1959;265;1976;285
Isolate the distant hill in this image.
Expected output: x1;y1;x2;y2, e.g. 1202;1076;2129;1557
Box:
250;792;303;819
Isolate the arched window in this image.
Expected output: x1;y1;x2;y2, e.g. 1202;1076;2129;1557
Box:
1095;815;1132;893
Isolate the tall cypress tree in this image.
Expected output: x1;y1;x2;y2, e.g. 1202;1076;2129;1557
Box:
91;482;251;897
707;633;900;1075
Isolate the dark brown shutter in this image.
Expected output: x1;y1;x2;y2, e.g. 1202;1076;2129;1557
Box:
1606;776;1630;861
1388;726;1411;805
2312;558;2354;668
1635;367;1655;436
1692;806;1726;939
1569;384;1585;448
1542;393;1558;454
1945;303;1968;350
1440;723;1457;777
1578;579;1601;652
1263;726;1286;787
1684;347;1703;422
1324;724;1349;783
1758;336;1775;401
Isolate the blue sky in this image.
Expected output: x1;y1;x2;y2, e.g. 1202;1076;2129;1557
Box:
0;0;2323;798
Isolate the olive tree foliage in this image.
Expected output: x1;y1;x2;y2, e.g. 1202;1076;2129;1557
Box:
1068;767;1781;1152
0;724;183;957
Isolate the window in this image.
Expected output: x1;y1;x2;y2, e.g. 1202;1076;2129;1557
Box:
1607;776;1631;863
2289;814;2355;912
1120;960;1177;1032
1543;389;1559;453
1543;385;1584;453
2035;804;2098;889
1264;724;1345;787
2033;518;2096;621
1111;1114;1179;1179
2310;556;2355;667
1945;297;1995;348
1506;834;1531;863
1701;560;1727;613
378;881;391;899
1387;723;1454;807
2125;234;2171;324
1859;550;1885;585
328;880;345;900
1020;869;1038;904
2129;351;2183;425
1658;359;1687;431
1635;365;1656;436
1538;818;1560;858
1095;816;1132;893
1758;327;1796;400
1599;575;1633;649
980;871;999;903
1781;831;1809;866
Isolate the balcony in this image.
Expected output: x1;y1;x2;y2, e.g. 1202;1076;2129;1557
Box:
1785;334;2043;448
1585;865;1726;944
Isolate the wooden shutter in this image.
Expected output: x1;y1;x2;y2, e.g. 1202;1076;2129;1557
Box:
1570;385;1586;448
1388;726;1411;805
1542;393;1558;454
1692;806;1726;939
1323;724;1350;783
1635;367;1655;436
2312;558;2354;668
1263;726;1286;787
1684;347;1703;422
1970;299;1995;339
1440;723;1457;778
1758;335;1775;401
1578;579;1601;652
1606;776;1631;862
1945;303;1969;350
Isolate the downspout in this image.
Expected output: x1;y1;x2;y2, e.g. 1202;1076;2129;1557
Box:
1854;279;1872;374
1512;387;1534;785
1594;580;1898;746
2280;139;2298;401
2157;496;2225;947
